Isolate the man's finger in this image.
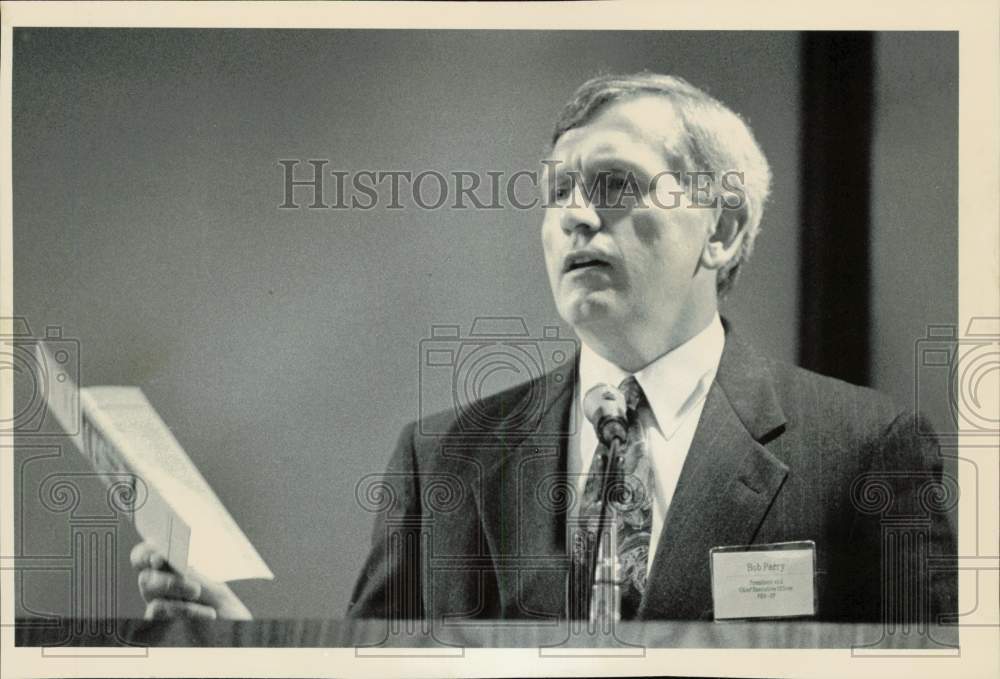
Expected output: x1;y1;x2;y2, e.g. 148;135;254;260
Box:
130;542;170;572
130;542;155;570
138;569;202;603
144;599;217;620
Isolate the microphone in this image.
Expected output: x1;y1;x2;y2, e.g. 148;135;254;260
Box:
583;383;628;447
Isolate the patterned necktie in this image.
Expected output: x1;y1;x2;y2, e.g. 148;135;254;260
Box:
573;376;654;621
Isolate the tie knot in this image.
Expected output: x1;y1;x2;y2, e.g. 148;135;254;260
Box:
618;376;645;414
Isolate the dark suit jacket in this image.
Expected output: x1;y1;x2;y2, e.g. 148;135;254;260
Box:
347;322;957;623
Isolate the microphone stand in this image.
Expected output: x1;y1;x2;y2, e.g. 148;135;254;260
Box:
581;383;629;629
589;436;625;627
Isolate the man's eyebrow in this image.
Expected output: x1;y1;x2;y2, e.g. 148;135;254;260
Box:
540;138;665;180
585;152;642;167
581;151;662;177
540;159;570;179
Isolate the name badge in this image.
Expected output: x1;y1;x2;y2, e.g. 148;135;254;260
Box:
709;540;816;620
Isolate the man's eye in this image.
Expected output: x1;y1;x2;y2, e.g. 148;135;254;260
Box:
589;170;627;191
605;174;626;191
594;171;631;208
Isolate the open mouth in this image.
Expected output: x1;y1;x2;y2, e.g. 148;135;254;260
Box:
563;252;612;273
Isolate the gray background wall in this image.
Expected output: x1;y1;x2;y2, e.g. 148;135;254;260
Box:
12;30;954;619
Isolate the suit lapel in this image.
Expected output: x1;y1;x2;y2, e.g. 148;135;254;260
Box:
640;323;790;619
475;363;576;619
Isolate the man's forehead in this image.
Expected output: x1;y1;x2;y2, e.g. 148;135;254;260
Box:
547;95;686;167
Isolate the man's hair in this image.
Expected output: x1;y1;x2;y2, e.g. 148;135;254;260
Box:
552;72;772;296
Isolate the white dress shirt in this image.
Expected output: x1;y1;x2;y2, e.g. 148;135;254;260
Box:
567;313;726;571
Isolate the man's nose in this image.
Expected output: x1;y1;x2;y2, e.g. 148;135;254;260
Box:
559;185;601;235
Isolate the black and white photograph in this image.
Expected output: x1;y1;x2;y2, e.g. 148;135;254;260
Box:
1;2;997;678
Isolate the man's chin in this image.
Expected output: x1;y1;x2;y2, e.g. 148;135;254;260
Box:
559;293;619;329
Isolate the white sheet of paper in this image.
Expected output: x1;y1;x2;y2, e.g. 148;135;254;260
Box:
38;342;273;582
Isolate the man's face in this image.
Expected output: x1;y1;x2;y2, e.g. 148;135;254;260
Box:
541;95;718;347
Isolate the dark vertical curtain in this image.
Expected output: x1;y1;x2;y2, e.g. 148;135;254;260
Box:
799;32;874;386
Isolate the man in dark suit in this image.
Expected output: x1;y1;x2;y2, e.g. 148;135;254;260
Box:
132;72;956;624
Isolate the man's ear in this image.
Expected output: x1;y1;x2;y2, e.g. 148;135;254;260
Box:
700;202;749;270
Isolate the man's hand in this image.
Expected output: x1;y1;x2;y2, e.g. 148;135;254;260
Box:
130;542;253;620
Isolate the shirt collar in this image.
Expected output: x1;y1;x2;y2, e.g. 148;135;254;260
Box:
578;313;726;438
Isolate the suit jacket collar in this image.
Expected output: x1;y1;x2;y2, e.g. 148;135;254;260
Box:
712;317;787;443
473;318;789;620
